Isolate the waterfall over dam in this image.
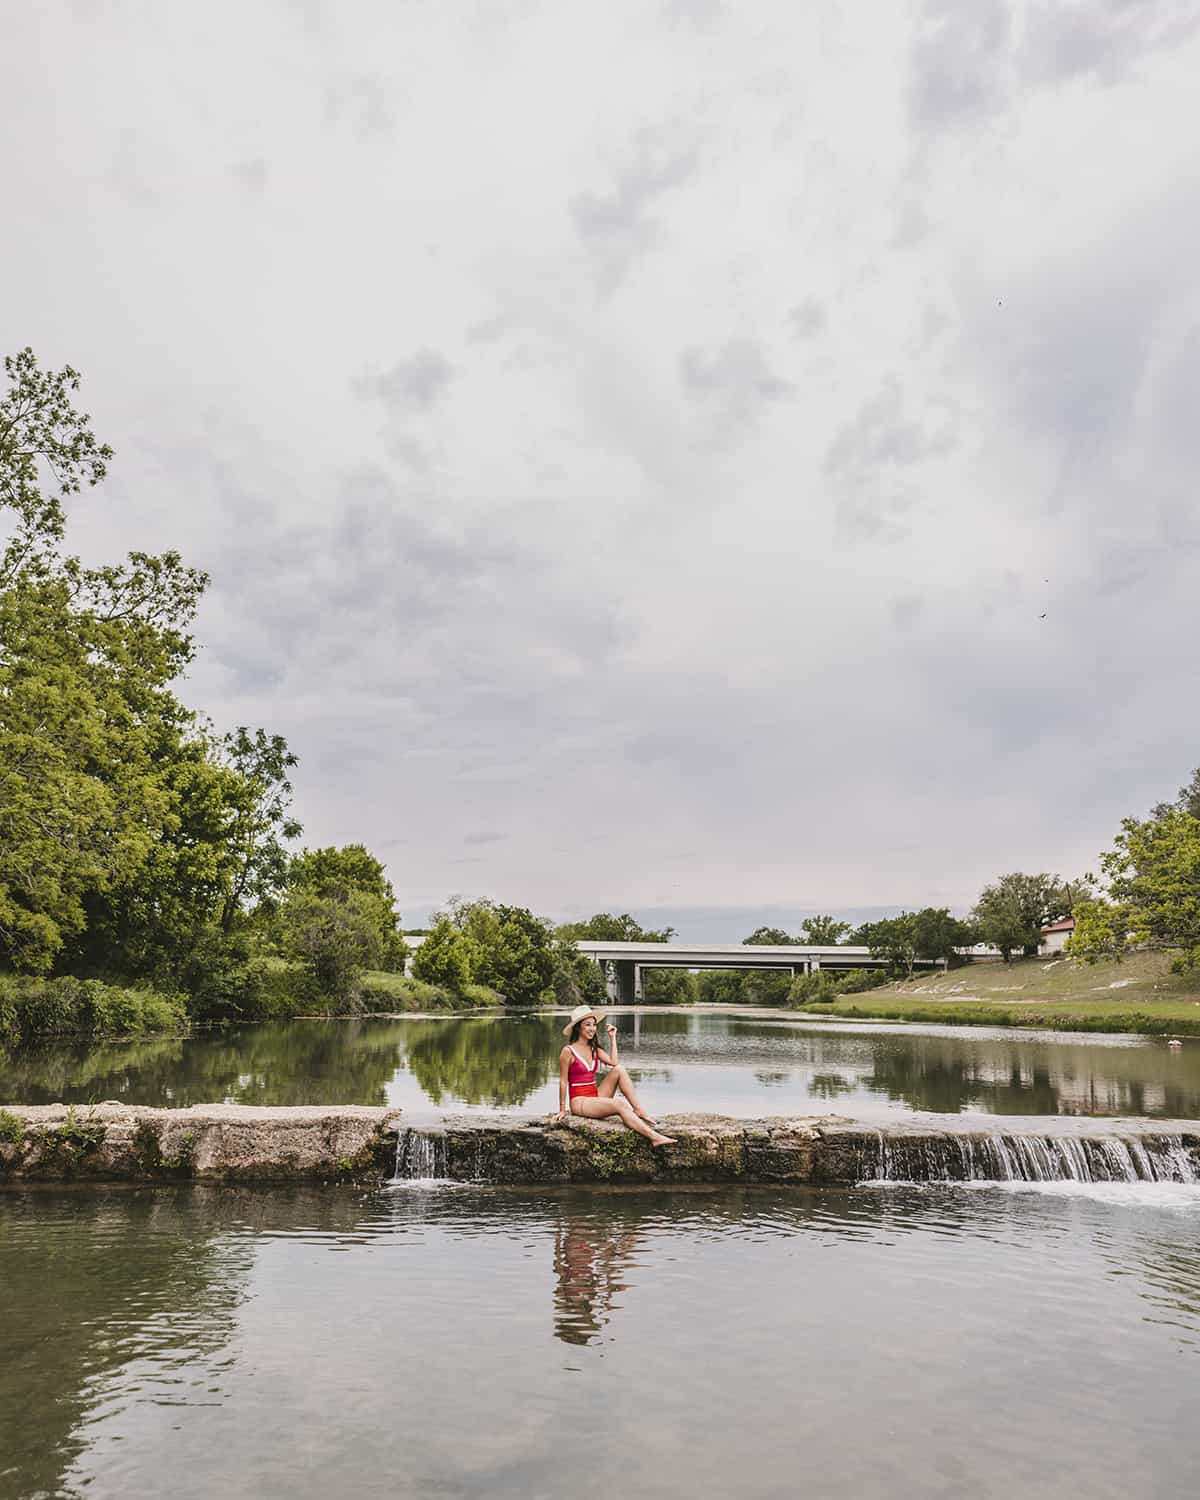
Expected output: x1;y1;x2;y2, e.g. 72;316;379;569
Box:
388;1114;1200;1187
2;1104;1198;1187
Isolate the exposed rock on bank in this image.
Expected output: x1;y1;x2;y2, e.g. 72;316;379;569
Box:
2;1104;1199;1185
0;1104;403;1184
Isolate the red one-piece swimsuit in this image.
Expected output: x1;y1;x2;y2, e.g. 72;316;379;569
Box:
567;1045;599;1099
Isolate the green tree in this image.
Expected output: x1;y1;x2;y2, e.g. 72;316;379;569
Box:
410;917;476;991
556;912;676;942
858;913;920;976
695;969;744;1004
739;969;792;1006
642;968;697;1004
450;899;558;1006
0;349;298;992
281;886;383;1000
288;843;407;970
971;873;1072;962
743;926;795;945
1068;897;1131;965
1;352;211;972
216;728;301;931
799;915;851;944
1152;764;1200;822
66;730;253;980
1;347;112;587
910;908;975;967
1072;808;1200;970
549;935;607;1007
858;908;973;978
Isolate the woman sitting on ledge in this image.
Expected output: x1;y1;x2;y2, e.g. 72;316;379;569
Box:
555;1006;676;1147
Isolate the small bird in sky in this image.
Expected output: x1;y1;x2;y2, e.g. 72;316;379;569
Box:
1039;612;1047;619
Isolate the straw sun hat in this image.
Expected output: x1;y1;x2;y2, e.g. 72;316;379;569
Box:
562;1004;606;1037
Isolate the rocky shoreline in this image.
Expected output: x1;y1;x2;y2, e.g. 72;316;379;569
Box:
3;1103;1200;1186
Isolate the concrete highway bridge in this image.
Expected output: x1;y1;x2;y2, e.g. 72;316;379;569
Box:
575;940;944;1004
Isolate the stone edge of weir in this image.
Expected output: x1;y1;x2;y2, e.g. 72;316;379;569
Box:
2;1104;1200;1186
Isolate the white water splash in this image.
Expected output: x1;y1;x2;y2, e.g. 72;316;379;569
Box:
391;1128;454;1186
867;1132;1199;1186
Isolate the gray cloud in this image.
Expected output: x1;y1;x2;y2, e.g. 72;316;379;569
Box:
659;0;730;32
569;119;705;284
908;0;1013;129
5;1;1200;924
464;831;508;845
679;337;792;435
826;376;946;473
322;71;402;145
359;351;457;413
788;300;827;341
1020;1;1200;86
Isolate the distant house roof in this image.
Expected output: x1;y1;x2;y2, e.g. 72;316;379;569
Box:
1041;917;1076;934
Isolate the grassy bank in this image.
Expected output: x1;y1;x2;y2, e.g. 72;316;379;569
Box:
793;952;1200;1035
355;970;503;1013
0;977;189;1050
199;958;503;1021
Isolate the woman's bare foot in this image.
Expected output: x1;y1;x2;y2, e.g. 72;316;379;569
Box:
650;1133;676;1148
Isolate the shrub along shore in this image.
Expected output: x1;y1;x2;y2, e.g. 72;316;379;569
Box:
0;969;498;1052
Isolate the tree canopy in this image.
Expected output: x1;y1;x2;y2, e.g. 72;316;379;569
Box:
286;843;407;972
1072;770;1200;971
799;915;851;945
858;909;975;978
970;873;1079;963
556;912;676;943
0;348;298;981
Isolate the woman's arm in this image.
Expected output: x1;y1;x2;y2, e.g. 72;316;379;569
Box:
557;1047;571;1117
597;1023;618;1067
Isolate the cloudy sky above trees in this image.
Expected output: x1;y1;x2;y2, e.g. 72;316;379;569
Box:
3;1;1199;935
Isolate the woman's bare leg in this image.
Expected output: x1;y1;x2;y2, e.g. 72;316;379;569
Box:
571;1096;675;1145
597;1065;657;1123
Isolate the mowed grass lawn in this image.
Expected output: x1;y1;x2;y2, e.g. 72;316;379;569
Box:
795;952;1200;1035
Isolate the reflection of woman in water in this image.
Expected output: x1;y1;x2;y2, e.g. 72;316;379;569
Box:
555;1006;675;1146
553;1214;640;1346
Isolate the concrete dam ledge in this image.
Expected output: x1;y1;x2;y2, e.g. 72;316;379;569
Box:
2;1104;1200;1186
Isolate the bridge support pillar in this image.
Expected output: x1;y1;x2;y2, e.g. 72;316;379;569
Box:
610;960;637;1006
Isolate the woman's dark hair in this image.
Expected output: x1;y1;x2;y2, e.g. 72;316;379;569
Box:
568;1019;597;1056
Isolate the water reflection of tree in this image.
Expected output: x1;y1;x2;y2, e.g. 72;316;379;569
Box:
808;1072;857;1099
865;1035;1200;1118
0;1020;415;1107
403;1016;562;1108
1;1188;247;1497
552;1209;641;1346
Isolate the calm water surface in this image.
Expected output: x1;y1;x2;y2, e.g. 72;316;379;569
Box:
2;1010;1198;1120
2;1181;1198;1500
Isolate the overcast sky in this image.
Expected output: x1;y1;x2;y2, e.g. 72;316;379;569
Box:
3;2;1199;935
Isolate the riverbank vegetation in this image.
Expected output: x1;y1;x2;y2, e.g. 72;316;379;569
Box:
790;952;1200;1035
0;976;188;1050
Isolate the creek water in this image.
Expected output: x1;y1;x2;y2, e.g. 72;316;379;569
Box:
2;1181;1198;1500
3;1009;1199;1121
